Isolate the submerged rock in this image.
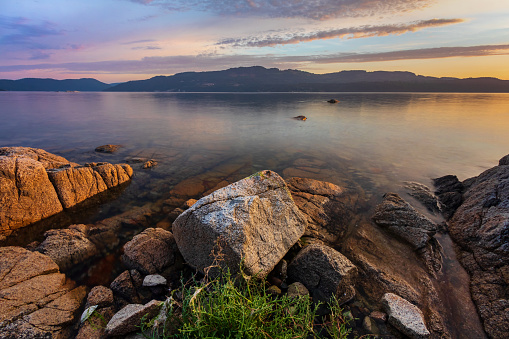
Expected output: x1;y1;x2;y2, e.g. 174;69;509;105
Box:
95;144;121;153
403;181;441;214
0;147;133;238
446;155;509;338
0;247;87;338
173;170;307;278
293;115;307;121
36;225;98;271
287;177;360;244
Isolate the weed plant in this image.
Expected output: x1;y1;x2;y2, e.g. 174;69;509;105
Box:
141;267;353;339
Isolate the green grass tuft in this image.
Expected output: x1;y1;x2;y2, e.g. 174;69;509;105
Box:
140;266;354;339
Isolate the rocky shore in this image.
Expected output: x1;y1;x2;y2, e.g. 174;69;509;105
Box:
0;147;507;338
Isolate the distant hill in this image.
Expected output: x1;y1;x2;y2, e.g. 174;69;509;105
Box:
105;66;509;93
0;78;111;91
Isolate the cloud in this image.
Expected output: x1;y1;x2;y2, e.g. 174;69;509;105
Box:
29;51;52;60
310;44;509;63
2;44;508;76
122;39;157;45
219;18;464;47
128;0;435;20
132;46;162;50
0;16;63;46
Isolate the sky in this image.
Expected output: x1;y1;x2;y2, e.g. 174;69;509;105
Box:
1;0;509;83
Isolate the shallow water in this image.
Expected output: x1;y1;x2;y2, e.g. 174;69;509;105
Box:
1;91;507;338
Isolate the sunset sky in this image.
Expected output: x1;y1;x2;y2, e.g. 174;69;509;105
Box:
1;0;508;83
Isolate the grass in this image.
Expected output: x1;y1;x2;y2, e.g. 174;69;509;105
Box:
140;267;354;339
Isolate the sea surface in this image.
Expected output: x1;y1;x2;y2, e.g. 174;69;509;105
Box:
2;91;508;191
1;91;508;338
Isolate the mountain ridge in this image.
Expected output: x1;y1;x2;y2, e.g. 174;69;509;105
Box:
0;78;111;91
104;66;509;92
2;67;509;92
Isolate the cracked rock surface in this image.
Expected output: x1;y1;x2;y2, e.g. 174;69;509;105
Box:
0;246;86;338
0;147;133;238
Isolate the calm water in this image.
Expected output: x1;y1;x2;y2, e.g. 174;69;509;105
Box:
2;92;508;184
2;91;506;338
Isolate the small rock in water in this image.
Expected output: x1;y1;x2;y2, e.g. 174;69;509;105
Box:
125;157;147;163
327;99;339;103
95;144;121;153
143;159;157;169
293;115;307;121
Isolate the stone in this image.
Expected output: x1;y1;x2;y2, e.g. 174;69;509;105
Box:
182;199;198;209
267;285;282;296
76;306;115;339
327;99;339;103
95;144;121;153
143;160;157;169
287;243;357;303
0;147;133;238
85;285;114;309
173;170;307;278
110;270;141;304
122;228;178;275
36;226;98;271
341;222;452;338
287;282;309;298
403;181;441;214
433;175;464;220
46;166;108;208
0;155;64;237
0;246;86;338
143;275;167;287
446;155;509;338
104;300;162;337
372;193;442;276
293;115;307;121
382;293;430;338
0;146;78;169
89;163;133;189
370;310;387;323
363;316;380;335
287;177;359;244
372;193;437;250
499;154;509;165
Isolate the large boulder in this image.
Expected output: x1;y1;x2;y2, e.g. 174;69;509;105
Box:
173;170;307;277
382;293;430;339
447;155;509;338
0;246;87;338
287;243;357;303
0;154;64;238
0;147;133;238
